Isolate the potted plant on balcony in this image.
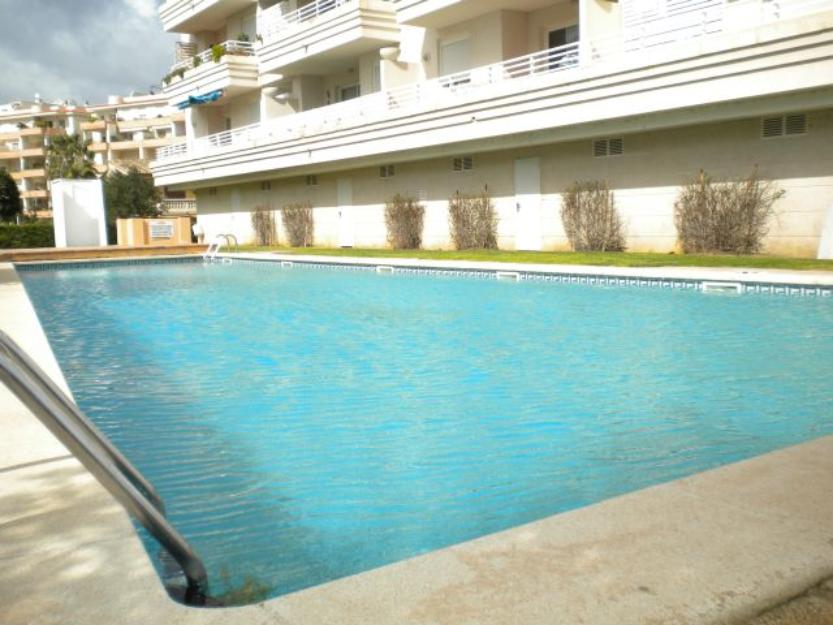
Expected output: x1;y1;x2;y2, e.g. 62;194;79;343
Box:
192;55;203;69
211;43;227;63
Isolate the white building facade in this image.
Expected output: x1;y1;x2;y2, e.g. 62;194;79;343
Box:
152;0;833;257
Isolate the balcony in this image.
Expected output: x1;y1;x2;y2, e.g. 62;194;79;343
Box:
159;0;256;33
159;41;581;161
10;169;46;181
163;40;259;103
21;190;48;199
258;0;399;76
153;0;833;188
394;0;556;28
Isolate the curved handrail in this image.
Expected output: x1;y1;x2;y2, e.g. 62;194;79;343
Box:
0;337;209;604
0;331;165;513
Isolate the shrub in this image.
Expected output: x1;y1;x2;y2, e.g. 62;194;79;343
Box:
674;168;785;254
384;194;425;249
560;180;625;252
0;168;23;222
192;55;203;69
0;221;55;249
281;202;313;247
251;206;277;246
448;188;497;249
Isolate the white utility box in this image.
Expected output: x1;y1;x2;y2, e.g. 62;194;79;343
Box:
51;179;108;248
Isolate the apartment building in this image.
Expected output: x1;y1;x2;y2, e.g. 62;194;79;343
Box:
0;95;191;217
152;0;833;257
0;100;83;215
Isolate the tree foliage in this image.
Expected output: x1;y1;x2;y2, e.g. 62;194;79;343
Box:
385;194;425;249
103;168;160;222
448;188;498;249
0;168;23;222
45;134;97;180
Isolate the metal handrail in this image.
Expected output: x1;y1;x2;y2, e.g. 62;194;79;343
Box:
0;333;209;605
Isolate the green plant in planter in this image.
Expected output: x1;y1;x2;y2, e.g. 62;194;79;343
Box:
163;73;172;86
211;43;227;63
192;55;203;68
173;67;186;80
237;32;250;43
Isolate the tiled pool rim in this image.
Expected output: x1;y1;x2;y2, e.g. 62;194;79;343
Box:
2;257;833;625
13;252;833;297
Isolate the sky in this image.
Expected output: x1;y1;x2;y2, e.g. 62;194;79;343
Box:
0;0;176;105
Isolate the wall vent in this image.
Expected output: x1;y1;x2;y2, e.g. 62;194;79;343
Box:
379;164;395;178
305;175;318;186
208;187;217;196
762;113;807;138
260;181;272;191
593;138;624;157
453;156;474;171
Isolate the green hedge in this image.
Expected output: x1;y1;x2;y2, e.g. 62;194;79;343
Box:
0;221;55;249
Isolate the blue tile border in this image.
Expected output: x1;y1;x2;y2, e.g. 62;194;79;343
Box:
227;257;833;297
12;254;833;297
14;256;203;272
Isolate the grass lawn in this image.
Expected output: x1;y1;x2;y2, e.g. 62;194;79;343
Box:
238;246;833;271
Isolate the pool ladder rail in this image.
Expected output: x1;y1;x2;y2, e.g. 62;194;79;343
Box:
0;330;210;606
204;234;238;263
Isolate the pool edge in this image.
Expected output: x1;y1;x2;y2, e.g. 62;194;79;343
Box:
2;259;833;624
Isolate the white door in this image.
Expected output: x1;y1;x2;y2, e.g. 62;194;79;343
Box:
337;178;354;248
514;158;542;251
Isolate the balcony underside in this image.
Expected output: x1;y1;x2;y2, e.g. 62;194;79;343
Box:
259;3;399;76
163;57;260;105
153;18;833;189
160;0;256;33
395;0;557;28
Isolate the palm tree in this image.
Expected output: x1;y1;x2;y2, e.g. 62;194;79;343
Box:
46;134;97;180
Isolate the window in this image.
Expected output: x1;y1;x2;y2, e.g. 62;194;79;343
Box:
453;156;474;172
593;138;624;157
339;84;360;102
305;175;319;187
762;113;807;138
379;164;395;178
548;25;580;69
261;181;272;191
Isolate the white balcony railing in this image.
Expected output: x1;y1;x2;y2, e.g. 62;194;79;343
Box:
155;0;832;163
260;0;354;42
170;40;256;74
156;42;580;161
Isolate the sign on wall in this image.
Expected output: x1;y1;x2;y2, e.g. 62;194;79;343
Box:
150;220;175;240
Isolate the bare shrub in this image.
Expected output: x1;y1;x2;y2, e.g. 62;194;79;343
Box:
385;194;425;249
561;181;625;252
674;168;785;254
448;188;497;249
281;201;314;247
251;206;276;246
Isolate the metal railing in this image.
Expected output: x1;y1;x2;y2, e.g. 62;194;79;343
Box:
0;330;209;605
170;40;256;74
260;0;353;42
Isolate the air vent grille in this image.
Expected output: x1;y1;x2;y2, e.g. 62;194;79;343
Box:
379;164;395;178
453;156;474;171
593;138;624;157
762;113;807;138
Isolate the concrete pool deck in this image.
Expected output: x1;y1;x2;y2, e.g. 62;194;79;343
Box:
1;257;833;625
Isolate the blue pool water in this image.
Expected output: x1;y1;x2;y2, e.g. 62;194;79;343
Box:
20;260;833;603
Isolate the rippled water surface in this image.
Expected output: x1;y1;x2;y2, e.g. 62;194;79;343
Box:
20;261;833;602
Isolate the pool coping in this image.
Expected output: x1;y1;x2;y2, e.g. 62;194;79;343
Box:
2;258;833;624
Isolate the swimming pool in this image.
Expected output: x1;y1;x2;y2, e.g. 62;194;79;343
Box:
19;259;833;604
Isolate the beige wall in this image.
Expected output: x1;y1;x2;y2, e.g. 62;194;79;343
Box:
193;110;833;257
116;217;193;246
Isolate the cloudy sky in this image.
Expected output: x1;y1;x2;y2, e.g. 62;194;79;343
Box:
0;0;176;105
